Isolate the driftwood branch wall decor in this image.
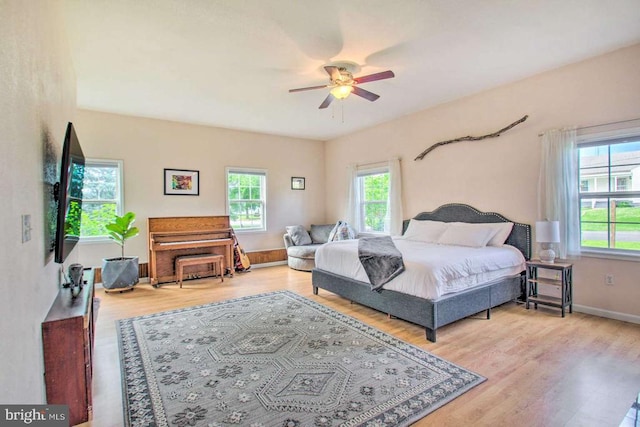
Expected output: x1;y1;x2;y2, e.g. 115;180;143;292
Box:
414;115;529;161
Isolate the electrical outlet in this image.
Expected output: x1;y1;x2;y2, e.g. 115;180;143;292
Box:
605;274;614;286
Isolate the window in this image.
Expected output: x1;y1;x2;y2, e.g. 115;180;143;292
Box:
580;180;589;192
226;168;267;231
615;176;629;191
578;135;640;252
348;159;402;235
80;159;123;241
357;167;390;233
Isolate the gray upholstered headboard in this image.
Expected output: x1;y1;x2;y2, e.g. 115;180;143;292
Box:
402;203;531;260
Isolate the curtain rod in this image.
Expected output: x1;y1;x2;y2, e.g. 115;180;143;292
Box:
355;157;401;168
538;117;640;137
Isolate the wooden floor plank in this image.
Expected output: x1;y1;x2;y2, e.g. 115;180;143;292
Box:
80;265;640;426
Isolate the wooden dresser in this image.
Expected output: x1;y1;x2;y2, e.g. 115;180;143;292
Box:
42;268;96;426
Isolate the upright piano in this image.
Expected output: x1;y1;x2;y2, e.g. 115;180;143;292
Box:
148;216;235;286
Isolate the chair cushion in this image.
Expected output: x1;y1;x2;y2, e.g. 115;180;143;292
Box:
286;244;323;259
310;224;334;244
286;225;312;246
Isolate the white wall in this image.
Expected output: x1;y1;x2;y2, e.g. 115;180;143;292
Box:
0;1;77;403
325;44;640;320
74;110;325;268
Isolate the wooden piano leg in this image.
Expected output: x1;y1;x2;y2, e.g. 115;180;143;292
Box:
176;261;183;288
228;244;234;277
150;246;159;287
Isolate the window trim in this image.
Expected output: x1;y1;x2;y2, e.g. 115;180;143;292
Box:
225;167;267;233
577;128;640;257
80;158;124;244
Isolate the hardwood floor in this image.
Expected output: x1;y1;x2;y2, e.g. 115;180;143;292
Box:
83;265;640;426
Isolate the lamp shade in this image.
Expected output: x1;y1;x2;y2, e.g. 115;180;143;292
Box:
330;85;353;99
536;221;560;243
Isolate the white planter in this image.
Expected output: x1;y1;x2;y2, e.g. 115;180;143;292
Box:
102;256;139;290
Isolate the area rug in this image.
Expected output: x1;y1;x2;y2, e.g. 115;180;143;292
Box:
117;291;485;426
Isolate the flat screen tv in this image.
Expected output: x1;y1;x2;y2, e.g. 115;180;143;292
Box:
53;122;85;264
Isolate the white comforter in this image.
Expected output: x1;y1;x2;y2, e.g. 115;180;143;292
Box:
315;237;526;300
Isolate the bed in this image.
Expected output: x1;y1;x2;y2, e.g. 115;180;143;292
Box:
311;203;531;342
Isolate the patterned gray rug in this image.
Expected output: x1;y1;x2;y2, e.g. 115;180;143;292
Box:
117;291;485;426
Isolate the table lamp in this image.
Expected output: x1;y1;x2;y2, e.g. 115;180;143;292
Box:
536;220;560;263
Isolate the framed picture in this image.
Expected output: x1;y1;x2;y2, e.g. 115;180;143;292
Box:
291;177;305;190
164;168;199;195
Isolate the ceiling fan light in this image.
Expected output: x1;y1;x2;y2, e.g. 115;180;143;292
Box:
330;85;353;100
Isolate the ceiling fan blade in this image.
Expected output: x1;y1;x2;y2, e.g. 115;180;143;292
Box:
289;84;329;93
319;93;335;109
353;70;395;84
324;66;341;81
352;86;380;102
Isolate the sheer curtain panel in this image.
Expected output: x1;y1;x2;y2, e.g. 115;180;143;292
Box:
345;163;360;231
388;158;403;236
538;128;580;258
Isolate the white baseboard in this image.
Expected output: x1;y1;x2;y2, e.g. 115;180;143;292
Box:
573;304;640;325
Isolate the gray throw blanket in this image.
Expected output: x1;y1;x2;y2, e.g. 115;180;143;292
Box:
358;236;405;291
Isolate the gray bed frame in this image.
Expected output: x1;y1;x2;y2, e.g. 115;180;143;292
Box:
311;203;531;343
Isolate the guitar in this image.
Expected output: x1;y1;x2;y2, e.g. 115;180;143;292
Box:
230;228;251;271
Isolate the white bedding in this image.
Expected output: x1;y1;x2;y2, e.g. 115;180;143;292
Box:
315;237;526;300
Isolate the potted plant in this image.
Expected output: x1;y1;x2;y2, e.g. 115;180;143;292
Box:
101;211;140;291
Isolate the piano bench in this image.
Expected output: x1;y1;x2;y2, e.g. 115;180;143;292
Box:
175;254;225;288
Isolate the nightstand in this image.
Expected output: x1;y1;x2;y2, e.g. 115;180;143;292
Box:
525;260;573;317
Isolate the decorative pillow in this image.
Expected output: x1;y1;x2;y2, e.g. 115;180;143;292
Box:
329;221;356;241
286;225;312;246
334;222;356;240
328;222;341;242
437;223;496;248
402;219;449;243
310;224;334;244
486;222;514;246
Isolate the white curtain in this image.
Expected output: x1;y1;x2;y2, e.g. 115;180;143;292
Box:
345;163;360;231
387;158;404;236
538;128;580;258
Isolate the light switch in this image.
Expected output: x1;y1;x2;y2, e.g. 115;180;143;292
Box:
22;214;32;243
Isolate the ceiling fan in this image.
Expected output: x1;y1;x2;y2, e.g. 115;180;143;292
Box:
289;64;395;109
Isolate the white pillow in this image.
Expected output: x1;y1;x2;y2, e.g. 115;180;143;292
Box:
402;219;449;243
332;221;356;241
438;222;512;246
437;223;496;248
486;222;514;246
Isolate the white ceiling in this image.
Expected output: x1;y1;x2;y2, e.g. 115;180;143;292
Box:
64;0;640;141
